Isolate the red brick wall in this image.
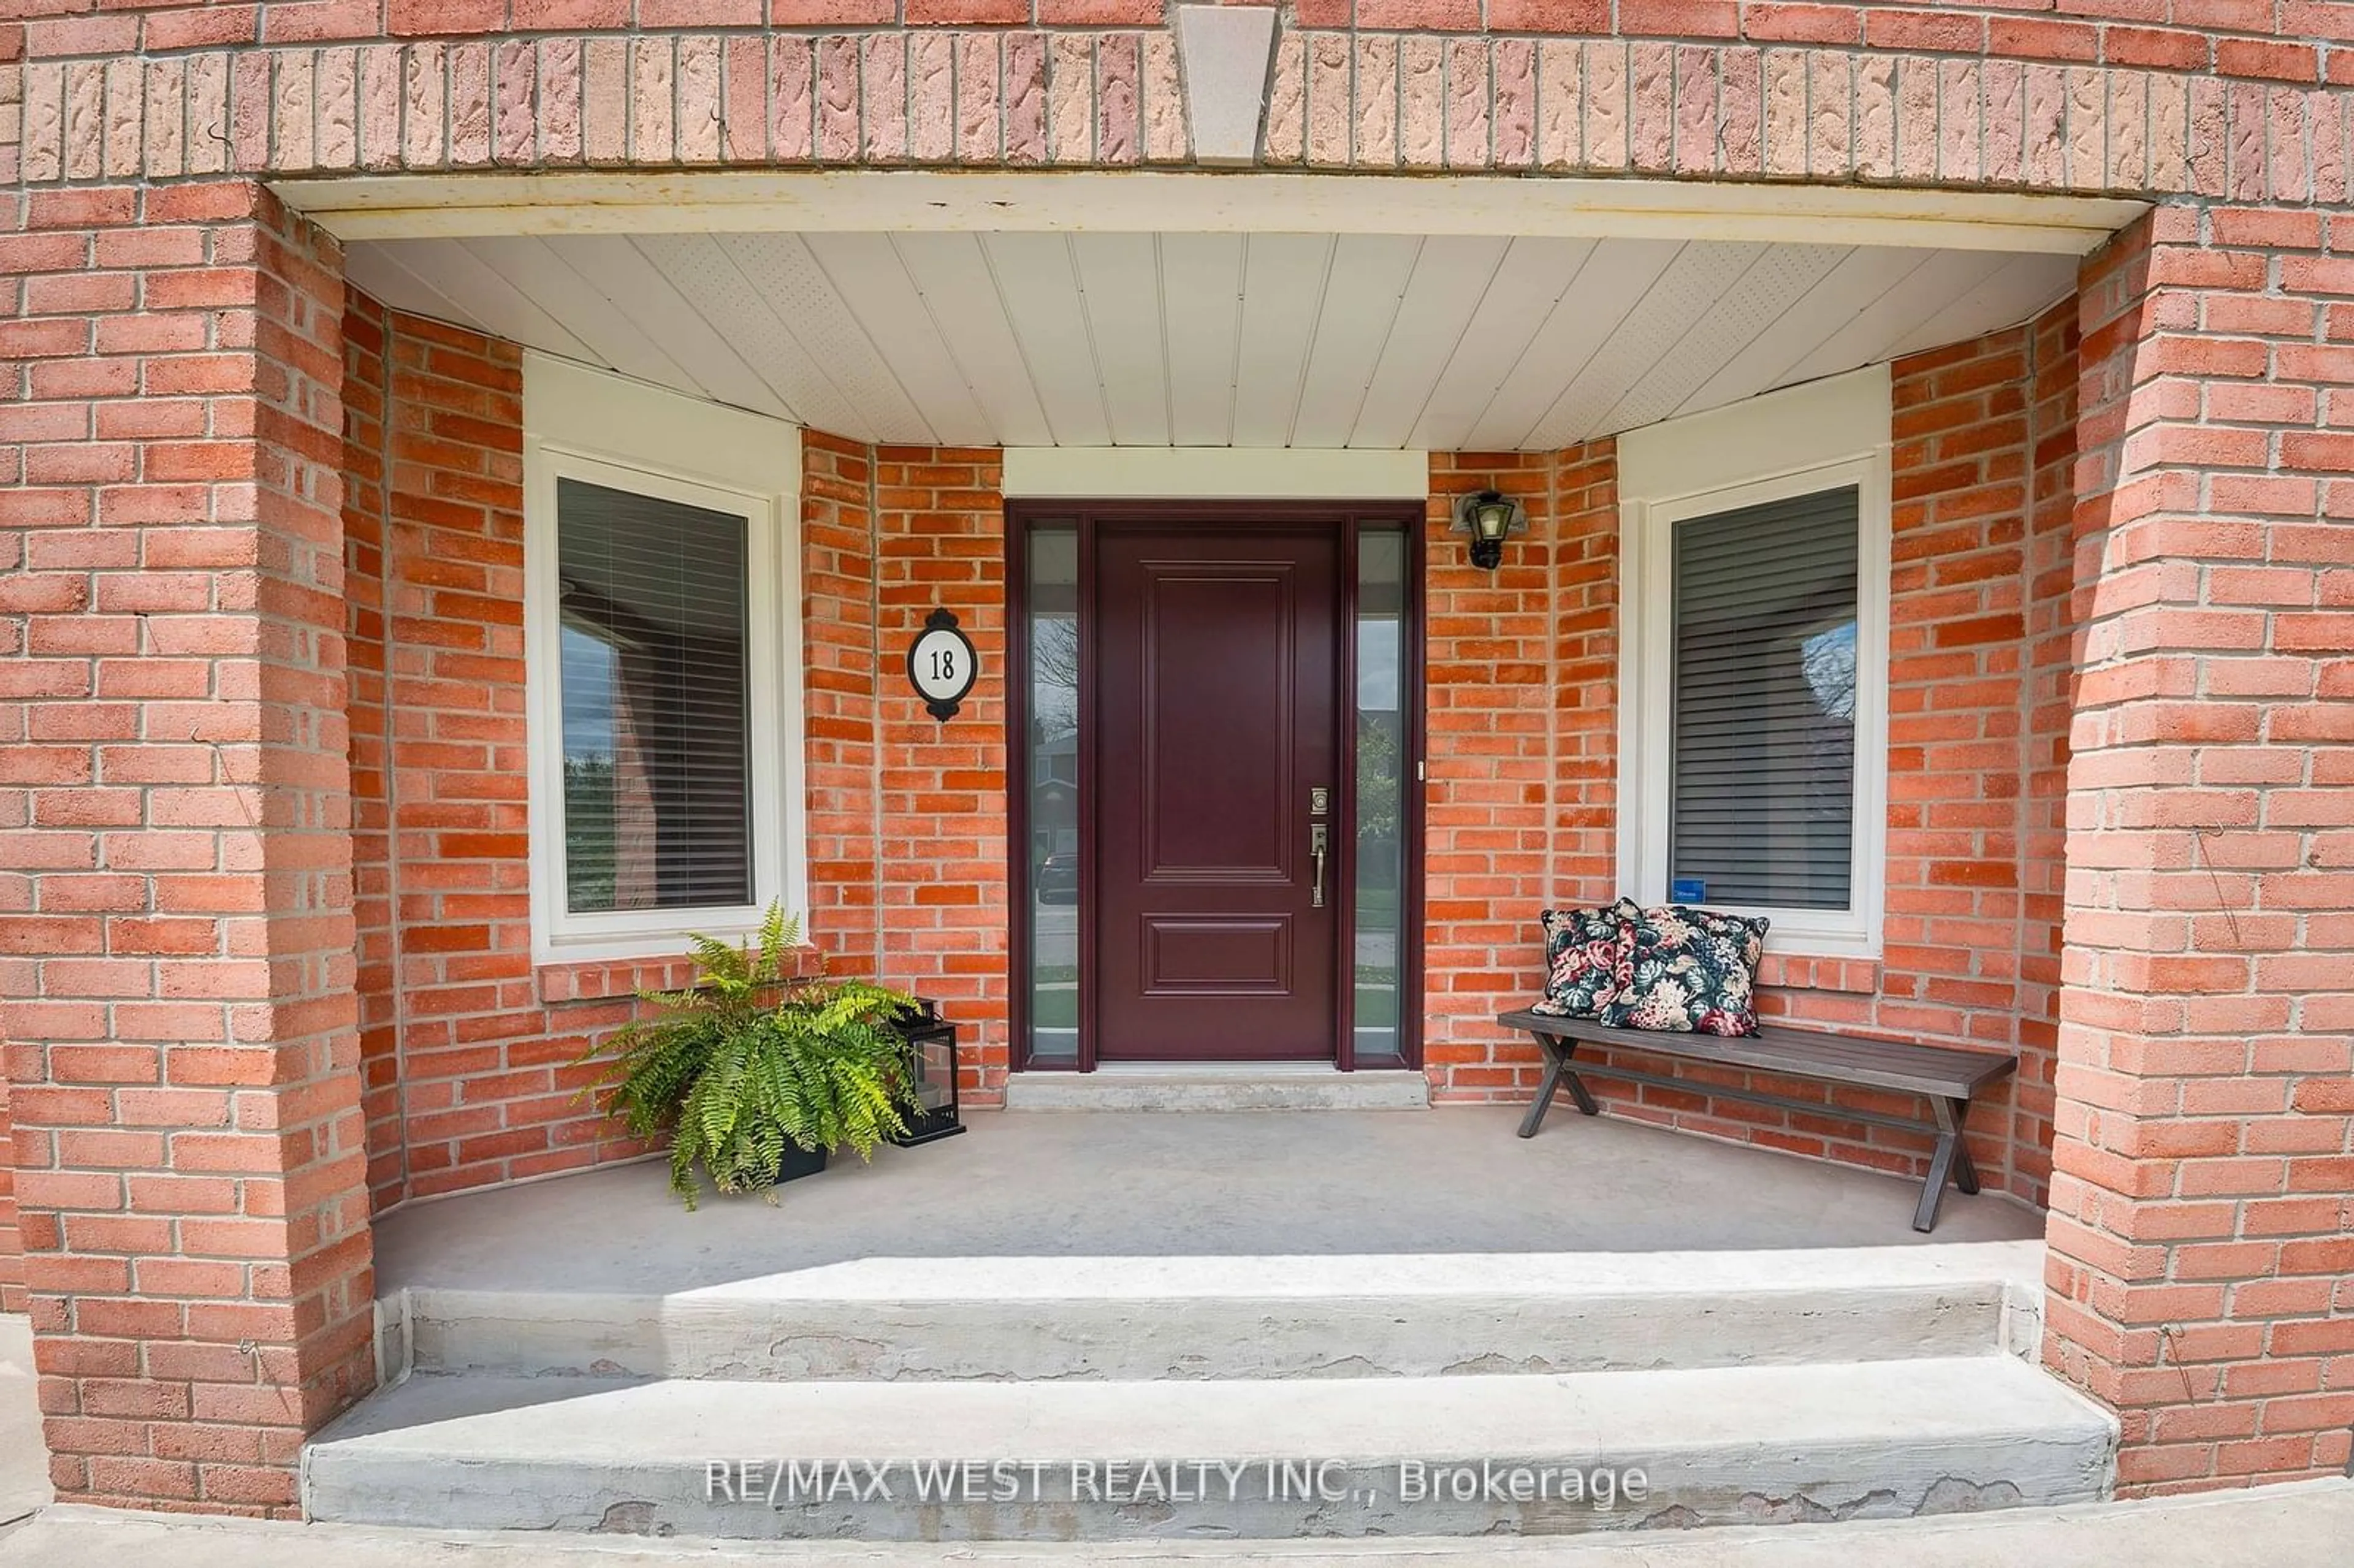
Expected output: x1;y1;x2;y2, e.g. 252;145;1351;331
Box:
1403;439;1674;1095
1421;447;1572;1098
341;291;398;1206
2044;204;2354;1494
2020;298;2085;1203
337;352;1021;1217
877;447;1013;1099
0;180;376;1515
18;275;2084;1247
7;2;2343;83
802;430;883;980
1549;440;1623;908
1825;301;2079;1204
340;302;668;1209
801;433;1016;1104
1423;325;2079;1206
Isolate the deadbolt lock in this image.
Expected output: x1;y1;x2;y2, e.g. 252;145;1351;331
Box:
1309;786;1330;816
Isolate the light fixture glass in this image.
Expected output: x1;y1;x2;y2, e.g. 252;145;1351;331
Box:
1453;490;1523;571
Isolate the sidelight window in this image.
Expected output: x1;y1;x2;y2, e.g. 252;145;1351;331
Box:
1020;524;1083;1065
1352;527;1411;1065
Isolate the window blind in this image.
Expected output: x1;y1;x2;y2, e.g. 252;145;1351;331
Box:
1668;485;1860;911
555;477;753;915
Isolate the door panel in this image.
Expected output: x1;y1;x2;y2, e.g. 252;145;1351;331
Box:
1143;916;1291;992
1097;527;1340;1061
1138;568;1293;879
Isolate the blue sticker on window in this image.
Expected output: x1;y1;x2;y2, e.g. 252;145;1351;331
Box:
1670;877;1708;904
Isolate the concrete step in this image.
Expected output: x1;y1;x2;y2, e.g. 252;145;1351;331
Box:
302;1356;2117;1540
394;1241;2044;1383
32;1482;2354;1568
1002;1066;1430;1112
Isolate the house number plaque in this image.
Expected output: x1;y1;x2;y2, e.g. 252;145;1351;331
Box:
907;607;980;721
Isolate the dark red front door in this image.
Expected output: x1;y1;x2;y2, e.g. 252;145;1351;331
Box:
1095;526;1341;1061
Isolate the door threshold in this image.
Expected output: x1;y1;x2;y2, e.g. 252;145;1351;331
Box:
1004;1065;1430;1113
1092;1061;1341;1076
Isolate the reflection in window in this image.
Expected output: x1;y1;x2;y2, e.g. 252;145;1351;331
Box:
1354;528;1408;1065
1024;527;1081;1064
555;477;752;915
1669;485;1859;910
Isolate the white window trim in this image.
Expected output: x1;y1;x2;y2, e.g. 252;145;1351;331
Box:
1615;367;1892;960
522;354;806;965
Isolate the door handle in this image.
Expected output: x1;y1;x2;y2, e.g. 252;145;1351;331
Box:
1309;823;1328;909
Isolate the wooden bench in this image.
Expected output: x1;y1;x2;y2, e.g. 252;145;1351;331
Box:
1497;1008;2018;1233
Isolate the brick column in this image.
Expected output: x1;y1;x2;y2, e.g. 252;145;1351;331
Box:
0;180;374;1514
2045;203;2354;1492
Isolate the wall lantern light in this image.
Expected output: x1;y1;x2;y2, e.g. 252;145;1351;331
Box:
886;998;966;1146
1452;490;1526;571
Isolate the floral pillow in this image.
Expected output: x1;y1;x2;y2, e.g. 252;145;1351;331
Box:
1528;899;1639;1019
1615;904;1769;1037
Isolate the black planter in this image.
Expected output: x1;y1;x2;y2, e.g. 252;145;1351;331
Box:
771;1142;828;1186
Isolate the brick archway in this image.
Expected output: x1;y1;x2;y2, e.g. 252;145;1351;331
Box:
3;1;2351;1512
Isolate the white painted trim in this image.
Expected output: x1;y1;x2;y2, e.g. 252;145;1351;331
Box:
1001;446;1430;500
280;170;2147;257
1618;363;1894;505
524;351;798;496
1615;369;1893;960
522;358;808;965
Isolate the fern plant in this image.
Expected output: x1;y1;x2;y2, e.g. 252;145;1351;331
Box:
578;904;923;1209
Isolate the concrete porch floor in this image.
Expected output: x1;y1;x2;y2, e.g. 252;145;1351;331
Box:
375;1107;2042;1298
0;1317;47;1528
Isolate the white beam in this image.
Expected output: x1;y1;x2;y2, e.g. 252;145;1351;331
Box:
1000;447;1430;499
281;169;2145;256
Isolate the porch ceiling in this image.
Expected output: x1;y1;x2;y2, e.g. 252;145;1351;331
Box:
345;229;2073;451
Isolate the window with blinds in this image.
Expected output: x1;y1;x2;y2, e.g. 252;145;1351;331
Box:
554;476;753;915
1667;485;1860;911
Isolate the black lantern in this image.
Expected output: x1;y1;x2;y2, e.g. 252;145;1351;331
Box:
1452;490;1525;571
888;999;965;1146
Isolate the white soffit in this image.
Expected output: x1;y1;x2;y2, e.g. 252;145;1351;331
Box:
344;229;2078;451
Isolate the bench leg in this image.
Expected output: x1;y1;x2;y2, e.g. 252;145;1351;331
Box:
1946;1098;1982;1195
1556;1038;1599;1118
1517;1033;1599;1140
1914;1096;1976;1233
1515;1043;1563;1138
